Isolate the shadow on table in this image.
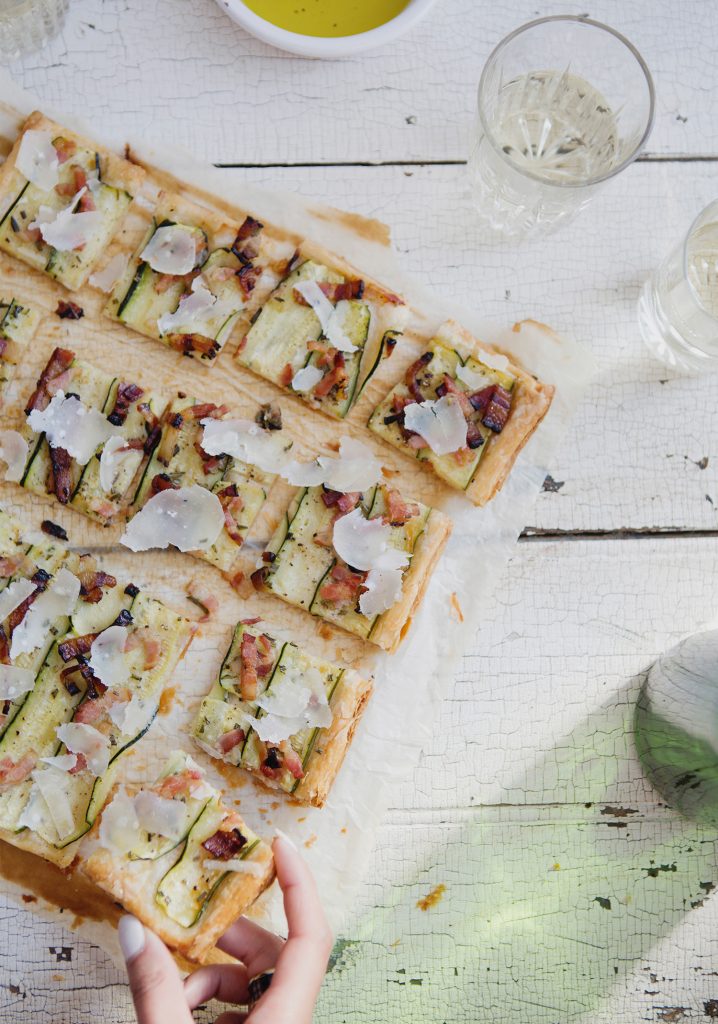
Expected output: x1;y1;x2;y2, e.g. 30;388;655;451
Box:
315;668;718;1024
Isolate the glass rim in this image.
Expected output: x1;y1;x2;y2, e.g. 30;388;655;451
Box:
682;199;718;323
477;15;656;190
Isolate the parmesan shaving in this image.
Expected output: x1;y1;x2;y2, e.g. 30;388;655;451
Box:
141;224;197;275
29;187;102;251
0;429;29;482
108;693;153;736
27;391;119;466
200;418;290;475
134;790;187;840
0;578;37;628
157;276;219;336
90;253;127;292
248;665;332;744
121;485;225;553
403;395;468;456
39;753;78;772
87;624;130;688
56;721;110;776
16;130;59;191
476;347;510;372
291;364;325;393
332;507;408;572
99;435;136;493
25;767;75;841
98;787;140;855
0;662;36;700
10;568;80;660
359;567;405;616
283;437;382;492
456;363;491;391
294;281;357;352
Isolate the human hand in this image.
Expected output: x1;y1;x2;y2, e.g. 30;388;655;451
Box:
119;832;333;1023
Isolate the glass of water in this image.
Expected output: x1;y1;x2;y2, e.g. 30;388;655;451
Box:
638;201;718;373
469;16;655;242
0;0;68;61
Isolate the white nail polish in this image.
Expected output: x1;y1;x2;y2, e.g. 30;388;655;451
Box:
119;915;146;963
275;828;298;851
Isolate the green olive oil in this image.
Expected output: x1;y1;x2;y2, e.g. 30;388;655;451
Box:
242;0;412;37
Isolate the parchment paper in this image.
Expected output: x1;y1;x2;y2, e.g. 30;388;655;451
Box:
0;69;594;965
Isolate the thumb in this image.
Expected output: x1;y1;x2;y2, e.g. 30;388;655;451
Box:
119;915;194;1024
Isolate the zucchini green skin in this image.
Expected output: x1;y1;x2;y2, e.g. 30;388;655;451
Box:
156;796;260;928
368;338;516;492
0;297;41;393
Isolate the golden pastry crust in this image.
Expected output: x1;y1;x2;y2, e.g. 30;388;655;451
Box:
0;824;79;869
435;320;555;507
370;505;453;653
83;829;275;962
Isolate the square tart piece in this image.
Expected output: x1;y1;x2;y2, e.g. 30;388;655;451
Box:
0;110;144;291
128;395;277;574
0;297;42;395
252;483;451;654
193;621;373;807
105;190;287;362
20;347;166;524
368;319;554;506
83;751;275;962
236;243;408;419
0;521;196;868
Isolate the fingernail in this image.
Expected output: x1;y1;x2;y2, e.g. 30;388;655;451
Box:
118;915;146;963
274;828;298;851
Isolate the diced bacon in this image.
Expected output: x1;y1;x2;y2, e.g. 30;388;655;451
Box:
78;568;117;605
53;137;77;164
436;374;473;417
233;215;263;246
193;440;224;476
0;752;36;789
319;563;366;606
481;385;513;433
25;347;75;414
7;568;50;635
279;363;294;388
467;386;493;414
293;279;364;306
49;446;73;505
217;484;245;545
125;627;163;670
464;420;485;451
279;740;305;780
138;403;162;456
202;827;247;860
382;488;420;527
107;382;144;426
58;632;98;663
0;627;9;665
56;300;84;320
154;767;203;799
218;728;245;754
313;524;334;549
166;332;220;360
18;225;42;244
237;264;260;296
0;555;25;577
55;181;77;197
404;352;434;403
68;752;88;774
73;687;127;725
407;433;428;450
239;633;260;700
259;744;282;779
250;567;267;591
149;473;178;496
306;340;335;367
89;496;120;520
313;352;347;398
187;403;230;421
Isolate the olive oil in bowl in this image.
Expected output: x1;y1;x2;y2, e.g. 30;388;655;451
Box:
242;0;411;38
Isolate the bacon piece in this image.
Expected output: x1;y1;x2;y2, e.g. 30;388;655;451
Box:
41;519;69;541
259;744;282;779
58;632;98;663
74;688;123;725
166;333;219;359
49;446;73;505
107;382;144;426
193;440;224;476
383;489;420;527
218;728;245;754
56;300;84;320
187;402;230;421
68;752;88;774
185;578;219;622
250;567;267;591
481;385;513;433
293;279;364;306
318;563;366;606
237;264;261;296
307;340;335;367
0;752;36;789
465;420;485;451
233;215;263;246
0;627;9;665
313;351;347;398
279;740;305;780
279;363;294;388
217;484;245;546
238;632;274;700
407;433;428;450
125;627;163;670
79;568;117;605
7;569;50;637
404;351;433;403
154;766;203;799
134;402;161;456
149;473;178;497
202;827;247;860
25;347;75;414
435;374;473;417
320;489;361;514
53;137;77;164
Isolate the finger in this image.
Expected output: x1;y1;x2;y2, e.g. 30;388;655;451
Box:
183;962;249;1010
119;915;194;1024
216;917;284;974
250;834;332;1024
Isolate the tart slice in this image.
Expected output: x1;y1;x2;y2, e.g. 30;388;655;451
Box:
236;243;407;419
0;298;42;396
0;111;144;291
368;320;554;505
0;510;196;868
194;621;373;807
83;751;275;962
19;347;166;524
252;482;451;653
106;190;289;362
123;395;278;573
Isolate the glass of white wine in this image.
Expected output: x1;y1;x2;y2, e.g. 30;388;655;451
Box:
638;201;718;373
469;16;655;242
0;0;68;62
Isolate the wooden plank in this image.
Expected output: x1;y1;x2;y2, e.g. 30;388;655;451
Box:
231;160;718;532
10;0;718;164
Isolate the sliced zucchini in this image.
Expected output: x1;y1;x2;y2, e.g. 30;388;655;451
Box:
164;247;248;355
0;298;41;390
127;752;211;862
156;797;260;928
368;337;516;491
263;488;336;611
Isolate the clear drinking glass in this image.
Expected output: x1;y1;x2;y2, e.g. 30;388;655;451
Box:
0;0;68;61
638;200;718;373
468;16;655;242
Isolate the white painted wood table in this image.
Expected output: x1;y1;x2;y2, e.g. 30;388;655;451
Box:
3;0;718;1020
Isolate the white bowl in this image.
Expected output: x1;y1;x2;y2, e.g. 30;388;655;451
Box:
215;0;439;58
